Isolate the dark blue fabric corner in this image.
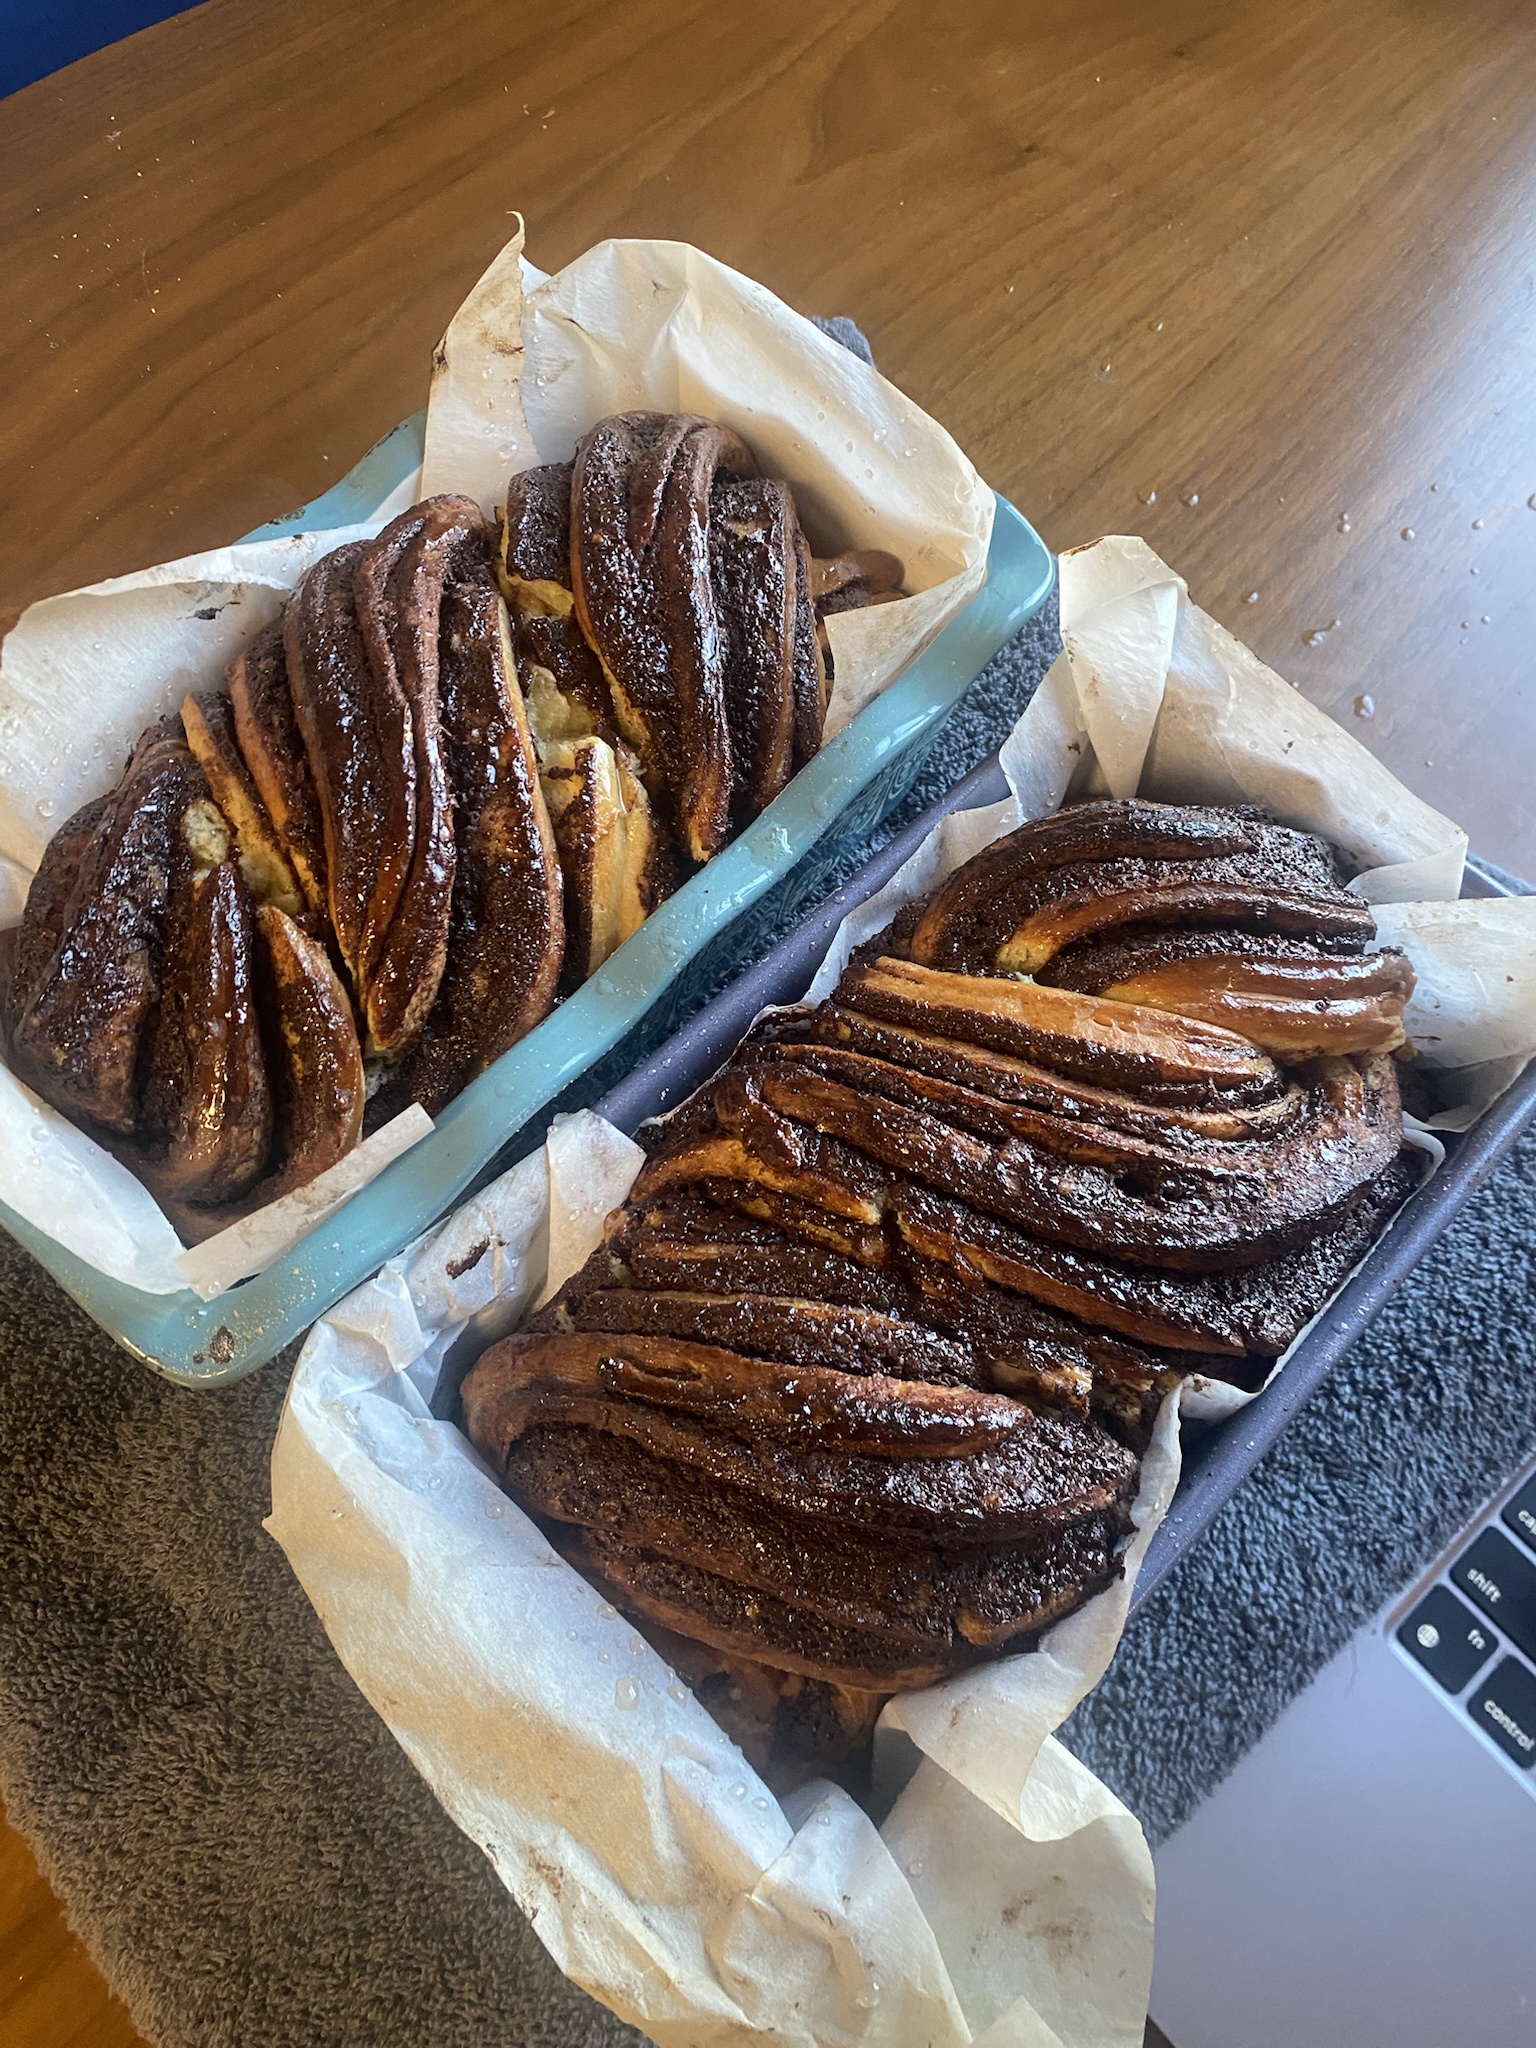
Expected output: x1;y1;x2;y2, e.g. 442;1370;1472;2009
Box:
4;0;199;99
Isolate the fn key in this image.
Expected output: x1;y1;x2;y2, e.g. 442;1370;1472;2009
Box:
1397;1586;1498;1692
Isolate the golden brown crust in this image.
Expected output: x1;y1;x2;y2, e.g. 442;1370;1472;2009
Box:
7;420;911;1248
570;411;756;862
5;794;113;1049
631;1061;1412;1355
749;1043;1401;1271
789;522;830;770
466;1335;1136;1545
997;882;1378;978
180;687;304;917
599;1199;1192;1439
459;796;1428;1706
227;615;328;919
468;1328;1032;1462
11;419;866;1241
461;1329;1137;1687
499;462;616;738
889;1160;1422;1358
533;715;662;986
553;1287;977;1386
632;1117;887;1227
166;906;365;1241
255;905;365;1183
506;455;678;980
906;799;1374;976
401;585;564;1114
896;796;1412;1060
9;720;207;1134
285;540;415;999
1043;932;1416;1057
837;955;1284;1107
138;855;273;1206
813;1002;1311;1142
351;496;491;1059
557;1517;1124;1689
710;475;797;821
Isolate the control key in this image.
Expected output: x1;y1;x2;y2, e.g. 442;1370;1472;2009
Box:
1469;1658;1536;1770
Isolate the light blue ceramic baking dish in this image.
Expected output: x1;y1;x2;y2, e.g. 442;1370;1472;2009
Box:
0;413;1053;1384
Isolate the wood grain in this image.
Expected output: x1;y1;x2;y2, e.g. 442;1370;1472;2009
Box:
1;1809;148;2048
2;0;1534;869
0;0;1532;2028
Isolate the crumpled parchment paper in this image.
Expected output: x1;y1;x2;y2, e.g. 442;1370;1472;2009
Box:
268;536;1535;2046
0;226;993;1298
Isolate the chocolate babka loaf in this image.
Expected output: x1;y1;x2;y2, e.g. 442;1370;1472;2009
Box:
461;796;1424;1782
907;797;1416;1057
501;414;844;948
5;418;903;1238
5;496;563;1234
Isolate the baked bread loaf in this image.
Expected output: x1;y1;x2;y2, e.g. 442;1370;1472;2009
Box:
396;581;564;1116
462;796;1422;1782
227;616;329;919
909;798;1415;1057
5;498;563;1234
501;462;669;985
570;413;756;863
6;417;897;1238
503;420;844;970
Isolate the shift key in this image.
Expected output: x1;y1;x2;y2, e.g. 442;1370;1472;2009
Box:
1452;1528;1536;1662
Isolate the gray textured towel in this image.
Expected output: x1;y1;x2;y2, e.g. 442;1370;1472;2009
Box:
1059;1129;1536;1844
3;331;1533;2048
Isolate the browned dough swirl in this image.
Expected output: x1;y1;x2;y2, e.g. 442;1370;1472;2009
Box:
570;411;756;861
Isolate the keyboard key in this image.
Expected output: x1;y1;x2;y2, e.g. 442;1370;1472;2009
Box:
1396;1585;1499;1692
1451;1528;1536;1664
1469;1658;1536;1769
1502;1472;1536;1559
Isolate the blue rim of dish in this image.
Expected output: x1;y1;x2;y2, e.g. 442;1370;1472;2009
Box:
0;414;1054;1383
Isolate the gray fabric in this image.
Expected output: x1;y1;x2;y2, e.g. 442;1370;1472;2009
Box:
0;1252;644;2048
809;314;875;366
1059;1127;1536;1846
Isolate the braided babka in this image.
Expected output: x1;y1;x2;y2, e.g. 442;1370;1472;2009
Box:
462;797;1424;1783
6;418;878;1238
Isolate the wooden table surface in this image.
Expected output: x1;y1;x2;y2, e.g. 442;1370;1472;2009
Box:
3;0;1535;2036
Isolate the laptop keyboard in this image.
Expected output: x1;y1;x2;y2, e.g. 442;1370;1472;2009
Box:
1392;1463;1536;1784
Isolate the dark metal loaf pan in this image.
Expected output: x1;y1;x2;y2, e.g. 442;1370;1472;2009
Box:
583;754;1536;1610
